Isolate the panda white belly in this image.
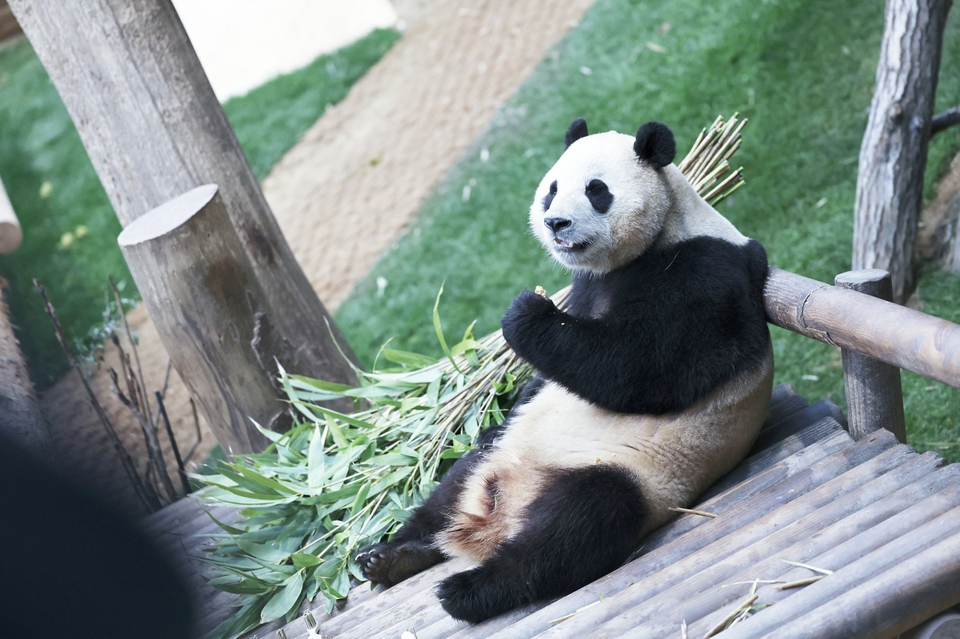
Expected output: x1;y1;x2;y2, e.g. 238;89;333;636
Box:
438;346;773;563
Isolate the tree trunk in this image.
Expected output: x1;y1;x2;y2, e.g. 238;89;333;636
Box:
8;0;358;436
0;286;50;453
852;0;952;303
120;185;292;454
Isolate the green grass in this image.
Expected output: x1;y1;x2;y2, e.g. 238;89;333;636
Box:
224;28;400;179
0;28;399;389
334;0;960;460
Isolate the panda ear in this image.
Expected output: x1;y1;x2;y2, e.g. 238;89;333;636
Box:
634;121;676;167
565;118;589;148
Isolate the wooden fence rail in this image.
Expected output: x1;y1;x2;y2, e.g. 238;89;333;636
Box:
764;267;960;390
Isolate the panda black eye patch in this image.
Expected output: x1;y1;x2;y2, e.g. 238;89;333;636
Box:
585;179;613;213
542;180;558;211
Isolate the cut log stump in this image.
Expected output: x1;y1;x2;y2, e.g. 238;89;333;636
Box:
119;185;293;455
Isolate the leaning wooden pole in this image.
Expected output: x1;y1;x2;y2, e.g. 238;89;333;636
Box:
0;284;49;453
8;0;358;441
852;0;952;303
120;186;287;454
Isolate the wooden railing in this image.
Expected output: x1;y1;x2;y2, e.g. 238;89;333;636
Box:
764;267;960;443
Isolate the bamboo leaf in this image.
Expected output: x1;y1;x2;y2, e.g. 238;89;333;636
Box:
308;424;327;489
382;348;437;368
251;418;285;443
368;452;418;466
433;283;464;373
292;552;322;568
289;375;354;395
350;482;372;518
261;571;304;622
234;537;293;563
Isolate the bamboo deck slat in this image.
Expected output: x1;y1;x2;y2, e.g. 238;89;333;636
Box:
142;385;960;638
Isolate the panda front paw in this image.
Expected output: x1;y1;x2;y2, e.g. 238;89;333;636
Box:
356;540;441;588
501;289;557;350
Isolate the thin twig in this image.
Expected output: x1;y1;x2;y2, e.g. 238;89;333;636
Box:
703;594;758;639
157;390;191;495
34;279;158;512
110;276;152;424
184;397;203;463
781;559;833;575
110;361;178;502
669;506;718;518
160;357;172;399
775;575;824;590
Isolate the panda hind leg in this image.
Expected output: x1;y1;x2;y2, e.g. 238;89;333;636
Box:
436;464;647;623
357;441;496;587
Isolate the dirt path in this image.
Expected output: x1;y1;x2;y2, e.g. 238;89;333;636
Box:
40;0;594;515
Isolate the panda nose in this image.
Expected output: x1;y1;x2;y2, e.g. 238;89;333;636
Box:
544;217;571;233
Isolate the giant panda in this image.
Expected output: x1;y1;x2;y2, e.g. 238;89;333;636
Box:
357;119;774;623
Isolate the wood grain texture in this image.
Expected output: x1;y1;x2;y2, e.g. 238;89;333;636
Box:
721;503;960;638
587;449;942;638
0;287;49;451
119;186;285;454
7;0;359;416
764;268;960;389
852;0;953;302
835;270;907;442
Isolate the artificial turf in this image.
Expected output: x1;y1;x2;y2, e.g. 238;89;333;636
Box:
0;28;399;389
334;0;960;460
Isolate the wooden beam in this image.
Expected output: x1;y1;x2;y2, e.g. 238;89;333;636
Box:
0;281;49;452
764;268;960;390
119;185;292;455
7;0;358;442
834;270;906;443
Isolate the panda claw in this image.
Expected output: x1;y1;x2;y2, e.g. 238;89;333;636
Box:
356;540;444;588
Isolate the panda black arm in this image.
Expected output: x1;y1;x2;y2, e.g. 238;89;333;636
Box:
501;238;770;414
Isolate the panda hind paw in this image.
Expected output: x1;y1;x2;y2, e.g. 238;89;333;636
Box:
436;565;524;624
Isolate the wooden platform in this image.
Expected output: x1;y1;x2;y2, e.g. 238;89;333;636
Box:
144;384;960;638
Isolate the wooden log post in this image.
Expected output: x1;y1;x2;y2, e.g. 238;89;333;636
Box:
852;0;952;303
0;283;49;452
834;270;906;443
7;0;358;444
119;185;288;455
0;177;22;254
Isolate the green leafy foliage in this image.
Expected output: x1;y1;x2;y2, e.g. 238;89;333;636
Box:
196;304;532;638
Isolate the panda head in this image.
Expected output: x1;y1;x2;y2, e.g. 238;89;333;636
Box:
529;118;678;274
